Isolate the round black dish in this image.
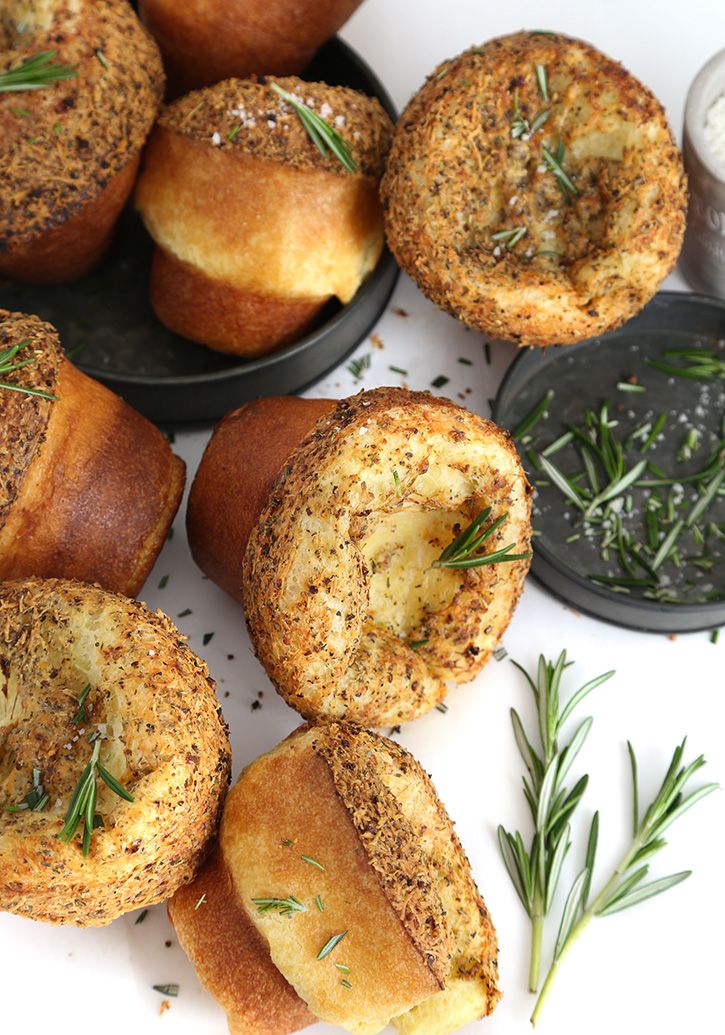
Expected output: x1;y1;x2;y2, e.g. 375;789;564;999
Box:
0;37;398;424
494;291;725;634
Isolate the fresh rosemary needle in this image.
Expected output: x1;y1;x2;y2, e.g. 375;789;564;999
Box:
58;738;135;856
317;931;348;961
432;507;530;569
542;142;578;197
0;340;58;400
0;50;76;92
3;767;49;813
497;651;614;992
531;738;718;1024
252;896;307;915
269;82;357;173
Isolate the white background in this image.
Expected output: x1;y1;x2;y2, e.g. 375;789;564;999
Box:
2;3;724;1034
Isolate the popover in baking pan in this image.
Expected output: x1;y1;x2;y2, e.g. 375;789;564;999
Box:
135;76;393;357
187;389;532;726
169;721;501;1035
0;577;231;926
0;0;164;283
139;0;365;95
381;31;687;346
0;309;184;596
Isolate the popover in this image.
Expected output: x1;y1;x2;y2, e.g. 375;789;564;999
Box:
381;31;687;346
169;722;501;1035
0;578;231;926
0;0;164;283
139;0;364;96
187;388;532;726
0;309;184;596
135;76;393;357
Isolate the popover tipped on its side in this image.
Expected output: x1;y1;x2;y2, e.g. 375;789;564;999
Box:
135;76;393;357
382;31;687;346
170;722;500;1035
0;578;231;926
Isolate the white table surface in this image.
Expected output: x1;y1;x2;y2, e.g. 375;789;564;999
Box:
2;3;724;1034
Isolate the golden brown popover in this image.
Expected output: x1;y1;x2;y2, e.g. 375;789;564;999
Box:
0;577;231;926
169;722;500;1035
139;0;364;96
381;31;687;346
0;309;184;596
135;77;393;358
187;388;532;726
0;0;164;284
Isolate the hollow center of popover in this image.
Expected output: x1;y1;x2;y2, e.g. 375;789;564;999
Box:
359;508;467;638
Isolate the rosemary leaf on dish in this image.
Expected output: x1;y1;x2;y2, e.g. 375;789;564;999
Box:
0;50;77;93
269;82;357;173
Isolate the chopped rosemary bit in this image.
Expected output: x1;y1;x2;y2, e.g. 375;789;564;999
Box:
433;507;530;569
95;49;109;70
202;632;215;645
71;683;91;725
512;389;554;440
711;629;720;644
393;469;402;496
493;646;508;661
269;82;357;173
492;225;528;249
194;894;207;910
301;854;326;871
158;574;169;589
227;124;242;142
253;896;307;915
0;339;58;400
0;50;76;93
409;639;429;649
536;63;549;101
317;931;348;961
315;895;325;912
57;739;134;856
177;608;192;618
341;978;353;989
135;909;149;925
3;767;49;813
616;381;646;393
389;364;408;376
153;985;179;998
542;142;578;197
281;838;293;846
347;354;371;379
335;963;350;973
431;375;449;388
436;702;449;713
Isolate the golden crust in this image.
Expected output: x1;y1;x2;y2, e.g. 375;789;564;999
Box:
381;31;687;346
0;0;163;263
156;77;393;180
0;310;185;597
242;388;532;726
0;577;231;926
139;0;363;95
170;722;499;1035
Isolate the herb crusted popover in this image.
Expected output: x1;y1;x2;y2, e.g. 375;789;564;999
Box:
187;388;532;726
0;309;184;596
0;0;164;283
0;577;231;926
381;31;687;346
169;722;501;1035
135;76;393;357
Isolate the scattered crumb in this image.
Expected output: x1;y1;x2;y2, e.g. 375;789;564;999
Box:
370;333;384;350
159;1001;170;1017
251;700;261;711
165;940;172;948
392;307;409;317
668;634;678;641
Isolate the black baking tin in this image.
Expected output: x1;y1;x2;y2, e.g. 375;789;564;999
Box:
493;291;725;634
0;37;398;424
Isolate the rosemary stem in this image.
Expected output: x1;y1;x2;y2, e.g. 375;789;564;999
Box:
531;829;646;1024
529;893;545;992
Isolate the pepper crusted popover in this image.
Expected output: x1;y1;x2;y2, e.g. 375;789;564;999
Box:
135;77;394;357
0;578;231;926
0;309;184;596
381;31;687;346
187;388;533;726
169;722;501;1035
0;0;164;283
139;0;364;95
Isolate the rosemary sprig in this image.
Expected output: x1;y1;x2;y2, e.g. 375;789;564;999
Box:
269;82;357;173
531;738;718;1024
498;651;614;991
432;507;530;569
252;896;307;915
542;142;578;197
0;340;58;400
3;767;49;812
511;88;550;140
317;931;348;961
347;353;370;379
57;739;134;856
0;50;76;93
